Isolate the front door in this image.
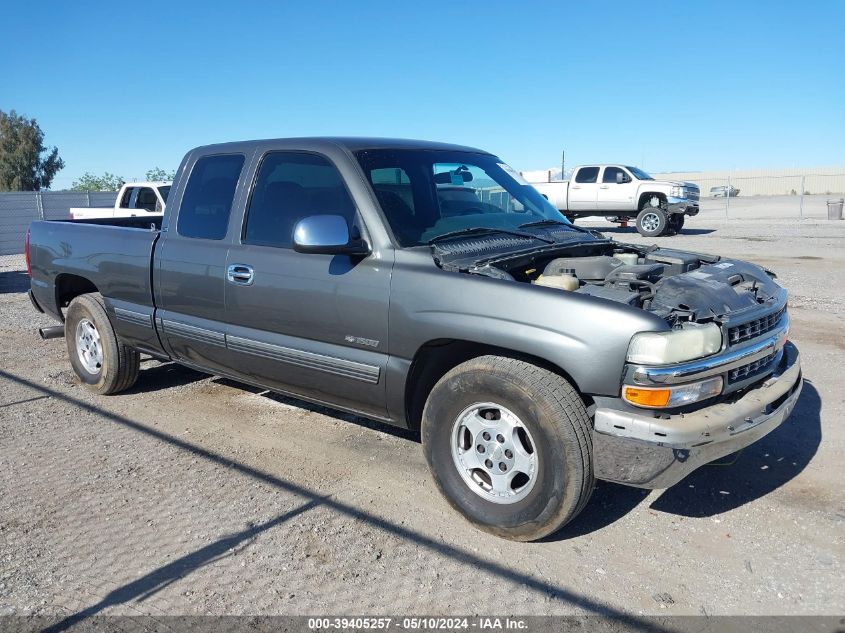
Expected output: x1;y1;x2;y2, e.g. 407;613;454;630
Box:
223;151;391;418
597;166;637;211
568;166;599;212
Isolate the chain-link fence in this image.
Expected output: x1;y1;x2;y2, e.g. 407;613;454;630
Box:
0;191;118;255
651;169;845;220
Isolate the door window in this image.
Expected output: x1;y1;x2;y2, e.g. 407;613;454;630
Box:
575;167;599;183
177;154;245;240
136;187;158;211
243;152;357;248
602;167;627;184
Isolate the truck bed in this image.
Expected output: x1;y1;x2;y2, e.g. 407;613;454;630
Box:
28;218;164;355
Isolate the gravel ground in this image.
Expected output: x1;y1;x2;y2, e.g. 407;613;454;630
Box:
1;210;843;620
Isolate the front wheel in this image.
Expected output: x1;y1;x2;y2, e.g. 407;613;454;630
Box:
66;293;140;395
421;356;594;541
636;206;669;237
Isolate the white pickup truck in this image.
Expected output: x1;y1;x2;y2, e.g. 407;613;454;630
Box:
69;182;171;220
527;165;699;237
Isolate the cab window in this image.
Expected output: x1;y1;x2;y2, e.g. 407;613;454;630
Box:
243;152;357;249
575;167;599;183
602;167;627;184
119;187;135;208
135;187;158;211
177;154;245;240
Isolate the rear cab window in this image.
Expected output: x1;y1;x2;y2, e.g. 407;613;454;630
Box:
575;167;599;184
177;154;245;240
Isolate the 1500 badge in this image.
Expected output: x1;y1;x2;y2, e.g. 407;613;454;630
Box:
345;335;380;348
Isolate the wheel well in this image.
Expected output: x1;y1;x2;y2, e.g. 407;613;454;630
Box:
638;191;666;209
404;339;591;431
55;274;98;316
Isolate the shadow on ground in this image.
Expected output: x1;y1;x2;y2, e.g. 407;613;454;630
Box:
651;380;821;517
0;368;674;633
124;361;208;394
121;363;821;537
0;270;30;294
554;380;822;537
212;375;420;441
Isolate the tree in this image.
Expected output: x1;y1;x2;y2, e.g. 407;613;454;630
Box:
0;109;65;191
70;172;125;192
146;167;175;181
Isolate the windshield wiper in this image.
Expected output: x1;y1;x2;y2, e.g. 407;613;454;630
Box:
428;226;554;245
518;219;570;229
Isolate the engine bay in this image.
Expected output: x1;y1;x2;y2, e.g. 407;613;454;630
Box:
432;234;784;326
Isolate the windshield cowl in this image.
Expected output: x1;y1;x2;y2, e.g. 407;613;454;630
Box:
429;223;607;273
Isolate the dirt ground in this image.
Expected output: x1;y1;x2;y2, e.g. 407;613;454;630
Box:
1;207;843;620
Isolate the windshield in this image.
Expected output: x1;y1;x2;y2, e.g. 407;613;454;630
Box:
625;166;653;181
157;185;171;202
355;149;568;246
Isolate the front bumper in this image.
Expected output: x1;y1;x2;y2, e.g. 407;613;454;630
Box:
592;342;802;489
667;197;699;216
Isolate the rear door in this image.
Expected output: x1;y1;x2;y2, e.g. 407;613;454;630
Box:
154;152;248;373
568;167;599;211
223;150;391;418
597;166;637;211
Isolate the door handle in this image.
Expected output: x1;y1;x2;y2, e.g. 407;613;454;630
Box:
600;185;610;189
227;264;254;286
571;186;581;189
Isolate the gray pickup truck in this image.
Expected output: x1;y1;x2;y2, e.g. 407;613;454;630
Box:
26;137;802;541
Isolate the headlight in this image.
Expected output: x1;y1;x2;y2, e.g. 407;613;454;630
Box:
627;322;722;365
623;376;723;408
670;185;684;198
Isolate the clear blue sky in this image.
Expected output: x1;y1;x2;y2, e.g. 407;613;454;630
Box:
2;0;843;188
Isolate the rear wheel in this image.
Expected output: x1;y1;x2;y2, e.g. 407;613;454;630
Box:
66;293;139;395
421;356;594;541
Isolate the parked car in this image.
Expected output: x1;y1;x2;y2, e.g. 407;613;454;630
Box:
26;137;801;541
710;185;740;198
528;165;700;237
69;182;171;220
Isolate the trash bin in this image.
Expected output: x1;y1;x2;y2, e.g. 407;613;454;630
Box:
827;198;844;220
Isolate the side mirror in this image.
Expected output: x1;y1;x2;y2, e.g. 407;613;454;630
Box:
293;215;370;256
616;172;630;184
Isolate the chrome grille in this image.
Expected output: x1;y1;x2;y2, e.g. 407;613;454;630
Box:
728;351;777;384
728;307;786;346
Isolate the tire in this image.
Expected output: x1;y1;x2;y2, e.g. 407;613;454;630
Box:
65;293;140;395
636;205;669;237
421;356;594;541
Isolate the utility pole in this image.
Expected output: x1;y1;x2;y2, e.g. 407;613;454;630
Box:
561;150;565;181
